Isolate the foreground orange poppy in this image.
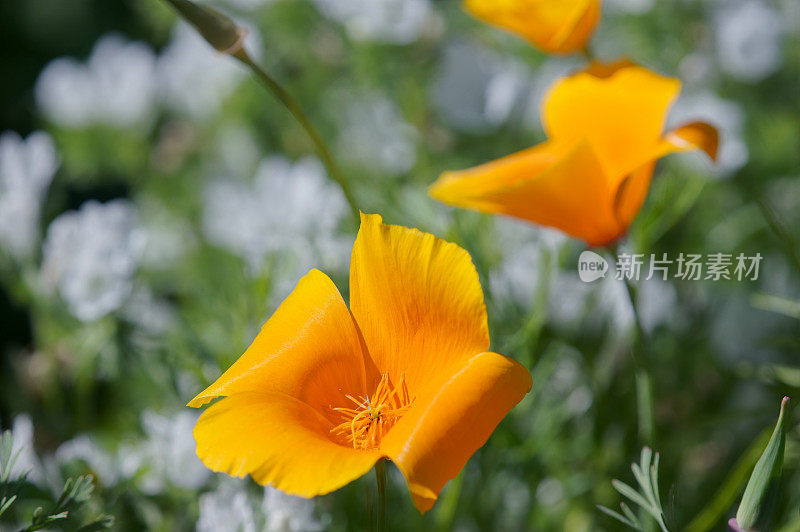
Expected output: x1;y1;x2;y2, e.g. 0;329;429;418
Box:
429;60;719;246
188;213;532;513
464;0;601;54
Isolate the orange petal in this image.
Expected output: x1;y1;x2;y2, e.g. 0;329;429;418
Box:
547;0;601;53
660;121;719;162
380;352;532;513
430;140;624;246
429;141;563;211
613;161;656;231
464;0;600;54
611;121;718;232
194;391;382;497
349;213;489;394
188;269;369;424
543;60;682;181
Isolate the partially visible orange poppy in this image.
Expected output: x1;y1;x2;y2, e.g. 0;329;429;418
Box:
464;0;601;54
188;213;532;513
429;60;719;246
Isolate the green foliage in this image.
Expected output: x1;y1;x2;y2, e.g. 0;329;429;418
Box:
598;447;669;532
0;0;799;529
0;432;113;531
0;495;16;518
685;428;771;532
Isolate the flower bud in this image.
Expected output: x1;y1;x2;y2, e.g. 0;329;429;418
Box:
163;0;247;54
731;397;790;531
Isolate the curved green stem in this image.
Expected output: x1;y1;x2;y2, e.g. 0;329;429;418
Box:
233;49;361;222
161;0;359;219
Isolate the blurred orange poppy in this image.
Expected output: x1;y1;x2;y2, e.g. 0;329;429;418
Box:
429;60;719;246
464;0;601;54
188;213;532;513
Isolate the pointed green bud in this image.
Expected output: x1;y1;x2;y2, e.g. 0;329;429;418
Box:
163;0;247;54
731;397;790;531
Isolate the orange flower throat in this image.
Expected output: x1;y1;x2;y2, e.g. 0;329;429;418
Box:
332;374;413;450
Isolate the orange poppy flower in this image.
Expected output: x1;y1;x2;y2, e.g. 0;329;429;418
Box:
429;60;719;246
187;213;532;513
464;0;602;54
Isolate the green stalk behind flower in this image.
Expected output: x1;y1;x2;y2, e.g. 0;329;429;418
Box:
161;0;360;222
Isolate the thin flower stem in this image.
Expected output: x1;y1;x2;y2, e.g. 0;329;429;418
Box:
375;459;388;532
232;49;361;222
620;273;656;446
607;242;655;445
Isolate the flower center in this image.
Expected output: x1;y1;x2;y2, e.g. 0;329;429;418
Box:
331;374;413;450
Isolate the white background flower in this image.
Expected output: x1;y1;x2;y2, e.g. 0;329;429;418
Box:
36;34;157;128
336;91;418;177
41;199;145;322
714;0;784;82
197;479;257;532
202;155;348;282
311;0;433;44
433;42;531;133
132;410;210;494
0;131;59;259
157;21;260;120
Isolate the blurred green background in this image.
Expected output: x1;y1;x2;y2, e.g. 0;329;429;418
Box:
0;0;799;530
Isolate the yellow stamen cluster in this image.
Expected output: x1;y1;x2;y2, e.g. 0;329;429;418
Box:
331;374;413;450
